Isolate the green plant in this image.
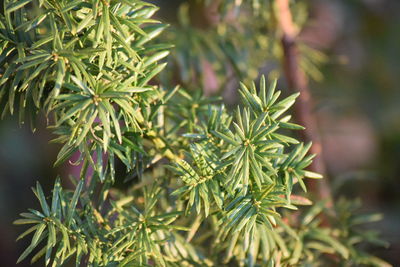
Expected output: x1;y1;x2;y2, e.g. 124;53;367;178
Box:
0;0;390;266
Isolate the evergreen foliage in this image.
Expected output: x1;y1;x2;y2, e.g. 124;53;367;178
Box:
0;0;390;266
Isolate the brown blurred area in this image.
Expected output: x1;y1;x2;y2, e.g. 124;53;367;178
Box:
1;0;400;265
306;0;400;263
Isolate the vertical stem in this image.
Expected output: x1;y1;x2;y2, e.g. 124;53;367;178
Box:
276;0;332;204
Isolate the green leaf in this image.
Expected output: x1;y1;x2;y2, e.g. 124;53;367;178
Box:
51;177;61;215
14;219;42;225
17;223;46;263
54;145;78;167
56;99;92;126
6;0;32;13
16;225;40;241
70;75;94;95
52;59;66;100
143;51;170;67
17;244;36;263
138;62;167;86
31;223;46;247
35;182;50;217
304;170;323;179
272;133;299;144
266;79;277;105
211;130;240;146
76;12;94;33
66;179;84;224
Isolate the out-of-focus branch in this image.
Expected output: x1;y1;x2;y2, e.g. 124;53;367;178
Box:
276;0;332;205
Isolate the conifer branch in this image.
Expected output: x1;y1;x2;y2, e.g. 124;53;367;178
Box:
1;0;390;266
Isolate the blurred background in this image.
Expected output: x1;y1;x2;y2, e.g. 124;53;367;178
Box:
1;0;399;265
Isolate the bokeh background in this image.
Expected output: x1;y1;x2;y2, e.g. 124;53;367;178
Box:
1;0;399;265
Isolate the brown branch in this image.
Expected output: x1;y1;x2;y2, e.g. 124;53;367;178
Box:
276;0;332;205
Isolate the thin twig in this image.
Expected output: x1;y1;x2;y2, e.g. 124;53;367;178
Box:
276;0;332;205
